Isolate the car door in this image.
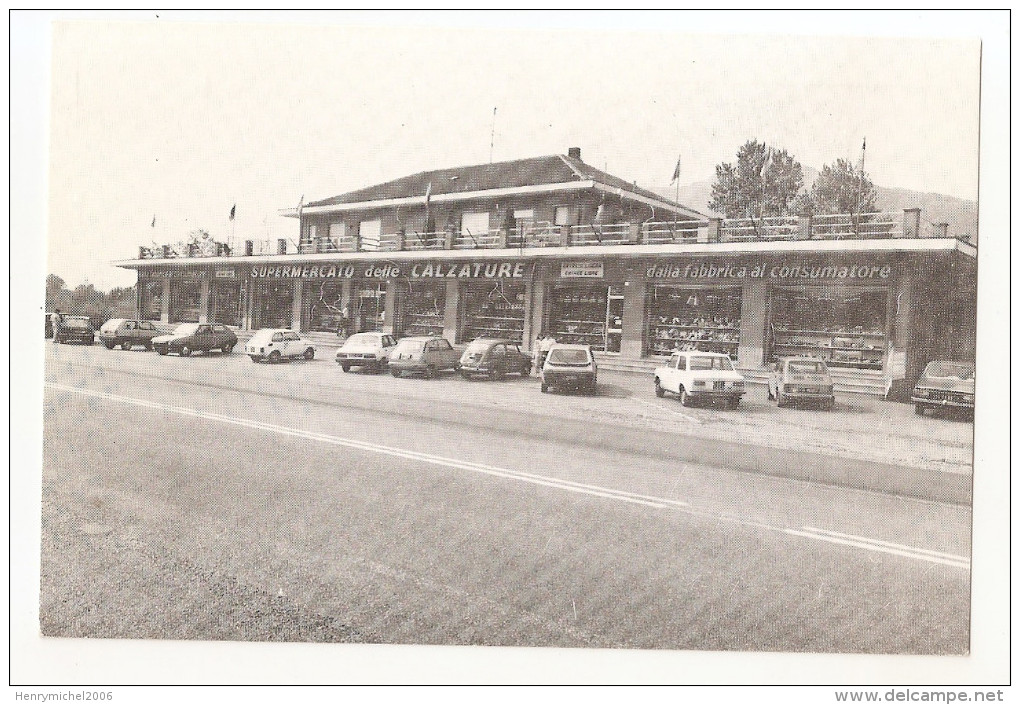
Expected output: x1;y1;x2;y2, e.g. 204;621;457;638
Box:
138;320;155;343
665;354;684;393
489;343;507;374
194;324;214;350
437;338;458;368
285;331;303;356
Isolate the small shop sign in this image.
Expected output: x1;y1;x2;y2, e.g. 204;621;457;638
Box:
214;269;237;278
560;261;604;278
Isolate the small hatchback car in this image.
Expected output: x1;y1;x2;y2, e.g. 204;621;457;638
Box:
388;336;461;378
540;344;597;394
53;316;96;345
336;331;398;372
245;328;316;363
911;360;975;418
152;323;237;357
459;338;532;380
653;350;745;408
98;318;161;350
768;357;836;410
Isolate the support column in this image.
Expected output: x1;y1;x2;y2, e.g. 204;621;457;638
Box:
382;282;398;335
291;280;303;332
527;280;547;352
160;279;171;324
619;280;647;359
889;272;914;401
198;278;211;324
737;279;768;369
442;280;460;343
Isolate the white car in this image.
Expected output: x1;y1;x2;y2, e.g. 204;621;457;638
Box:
336;331;398;372
653;350;745;408
245;328;316;363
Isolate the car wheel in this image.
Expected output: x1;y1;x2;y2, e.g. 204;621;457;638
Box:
249;355;262;363
728;397;740;410
268;350;281;363
223;343;235;354
679;387;690;407
156;347;167;355
122;341;133;350
915;403;925;416
145;342;153;351
540;382;549;393
341;363;351;372
179;346;192;357
654;378;665;397
104;341;116;350
391;369;402;378
461;370;472;380
824;399;835;412
423;365;435;379
303;347;315;360
85;336;94;345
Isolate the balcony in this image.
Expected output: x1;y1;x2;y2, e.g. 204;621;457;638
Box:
136;210;969;260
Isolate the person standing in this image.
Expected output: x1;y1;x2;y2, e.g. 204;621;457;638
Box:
51;309;63;343
533;330;557;373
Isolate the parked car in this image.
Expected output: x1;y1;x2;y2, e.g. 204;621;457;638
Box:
388;335;461;378
336;331;398;372
767;357;835;410
152;323;237;357
459;338;532;380
53;316;95;345
540;343;597;394
653;350;744;408
245;328;316;363
98;318;161;350
911;360;975;418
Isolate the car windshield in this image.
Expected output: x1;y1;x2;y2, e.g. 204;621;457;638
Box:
547;348;590;365
787;360;827;374
63;319;90;329
395;340;425;354
171;323;199;336
346;333;380;346
689;355;733;371
923;362;974;380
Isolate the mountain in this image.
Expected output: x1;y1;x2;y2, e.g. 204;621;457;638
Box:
652;169;977;244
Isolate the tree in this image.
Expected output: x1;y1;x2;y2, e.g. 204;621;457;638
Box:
45;274;66;310
709;140;804;219
798;158;878;216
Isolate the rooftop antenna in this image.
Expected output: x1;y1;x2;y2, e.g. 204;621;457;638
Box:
489;107;497;163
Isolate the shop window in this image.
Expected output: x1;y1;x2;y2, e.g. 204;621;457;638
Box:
550;284;623;353
254;282;294;329
169;280;202;323
462;281;526;345
210;283;241;326
359;219;381;251
353;283;386;332
648;286;741;359
770;286;887;371
306;280;347;334
140;280;163;321
401;281;446;337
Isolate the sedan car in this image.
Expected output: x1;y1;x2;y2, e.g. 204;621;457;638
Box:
152;323;237;356
459;338;532;380
53;316;95;345
336;331;398;372
98;318;161;350
911;360;975;418
245;328;316;363
540;344;597;395
653;350;744;408
767;357;835;410
388;336;461;378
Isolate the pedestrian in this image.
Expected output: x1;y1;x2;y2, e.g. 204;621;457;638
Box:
534;329;557;373
51;309;63;343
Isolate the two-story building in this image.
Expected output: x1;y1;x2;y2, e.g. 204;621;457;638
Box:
115;147;977;399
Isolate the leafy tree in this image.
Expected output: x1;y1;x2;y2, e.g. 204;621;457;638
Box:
709;140;804;219
797;158;878;216
45;274;66;311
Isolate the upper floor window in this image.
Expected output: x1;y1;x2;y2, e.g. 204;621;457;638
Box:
328;222;346;251
359;219;381;251
301;224;317;250
554;206;572;227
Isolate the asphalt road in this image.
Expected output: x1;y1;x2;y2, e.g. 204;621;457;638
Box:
41;343;972;652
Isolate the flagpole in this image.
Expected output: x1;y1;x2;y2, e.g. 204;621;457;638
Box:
854;138;866;235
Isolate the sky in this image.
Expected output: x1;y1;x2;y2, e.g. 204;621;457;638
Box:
17;11;994;290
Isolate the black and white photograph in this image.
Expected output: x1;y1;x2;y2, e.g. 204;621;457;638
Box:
11;9;1009;693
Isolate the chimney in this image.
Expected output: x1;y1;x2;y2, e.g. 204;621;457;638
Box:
567;147;582;161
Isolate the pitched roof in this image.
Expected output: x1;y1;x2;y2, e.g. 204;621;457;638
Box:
304;153;703;216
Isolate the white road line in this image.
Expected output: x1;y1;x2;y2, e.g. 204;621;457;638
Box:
47;382;969;570
629;396;701;424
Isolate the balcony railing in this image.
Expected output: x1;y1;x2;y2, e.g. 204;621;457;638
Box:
136;209;971;260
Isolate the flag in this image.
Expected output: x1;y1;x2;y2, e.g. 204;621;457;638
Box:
671;155;682;183
424;181;432;206
759;148;773;178
857;137;867;172
296;194;304;219
229;203;236;221
151;215;156;228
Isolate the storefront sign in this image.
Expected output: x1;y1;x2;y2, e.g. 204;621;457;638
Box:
560;261;604;278
249;261;527;280
214;269;237;279
141;268;209;279
646;261;892;280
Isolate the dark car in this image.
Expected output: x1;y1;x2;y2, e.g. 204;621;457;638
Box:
911;361;975;418
152;323;238;357
53;316;95;345
98;318;161;350
540;344;597;395
458;338;532;380
388;336;461;379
